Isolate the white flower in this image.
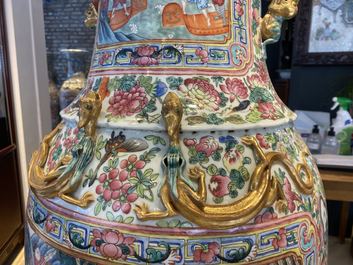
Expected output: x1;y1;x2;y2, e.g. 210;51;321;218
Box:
129;23;138;34
155;4;164;14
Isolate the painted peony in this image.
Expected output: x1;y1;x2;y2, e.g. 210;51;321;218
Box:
257;101;278;120
193;242;220;263
131;45;159;66
209;175;231;198
91;229;135;260
179;78;221;113
220;78;248;103
107;85;148;117
195;136;219;157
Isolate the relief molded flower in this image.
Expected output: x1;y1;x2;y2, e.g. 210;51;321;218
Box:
220;78;248;103
195;48;209;64
107;85;148;117
195;136;219;157
222;148;243;172
91;229;135;260
193;242;220;263
257;101;278;120
183;138;197;147
131;45;159;66
272;228;287;250
179;78;221;112
209;175;231;198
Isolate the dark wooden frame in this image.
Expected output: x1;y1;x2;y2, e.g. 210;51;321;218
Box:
293;0;353;65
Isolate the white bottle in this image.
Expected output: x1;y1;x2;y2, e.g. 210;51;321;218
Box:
321;127;339;155
307;125;322;154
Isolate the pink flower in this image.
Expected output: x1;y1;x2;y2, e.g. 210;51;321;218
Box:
131;45;159;66
272;228;287;250
135;45;156;57
91;229;135;260
236;2;244;16
254;209;278;224
284;178;301;212
44;217;56;233
112;183;138;214
179;78;221;112
120;154;146;178
220;78;248;102
256;133;270;149
246;74;263;88
183;138;197;147
212;0;225;5
209;175;231;198
193;242;220;263
257;102;278;120
195;136;219;157
107;85;148;117
258;62;270;85
195;48;209;64
222;148;243;172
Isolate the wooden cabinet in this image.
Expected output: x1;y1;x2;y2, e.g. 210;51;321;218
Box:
0;0;24;263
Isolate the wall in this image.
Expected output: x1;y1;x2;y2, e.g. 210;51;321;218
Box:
289;66;353;112
43;0;96;86
4;0;51;205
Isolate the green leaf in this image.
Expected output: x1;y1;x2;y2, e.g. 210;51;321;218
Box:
228;183;238;199
169;219;181;228
243;157;252;165
212;151;221;161
115;215;123;222
95;151;102;160
106;211;115;221
245;109;262;123
144;189;154;201
224;115;246;124
140;147;161;163
136;184;145;197
129;177;139;185
249;87;273;103
218;168;227;176
124;216;134;224
144;168;153;178
239;166;250;181
156;220;169;228
207;164;218;176
236;144;245;154
213;196;224;204
150;173;159;181
186;116;207;125
94;201;102;216
230;169;245;189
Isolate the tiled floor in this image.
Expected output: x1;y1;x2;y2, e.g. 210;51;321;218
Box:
328;237;353;265
10;237;353;264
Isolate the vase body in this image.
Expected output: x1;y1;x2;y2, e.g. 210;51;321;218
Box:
26;1;328;264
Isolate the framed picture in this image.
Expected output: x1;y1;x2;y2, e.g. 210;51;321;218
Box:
293;0;353;65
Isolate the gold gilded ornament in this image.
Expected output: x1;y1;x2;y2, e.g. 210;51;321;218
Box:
84;2;98;28
261;0;299;41
28;91;102;208
135;94;314;229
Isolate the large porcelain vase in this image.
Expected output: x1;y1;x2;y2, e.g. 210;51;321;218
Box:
25;0;328;264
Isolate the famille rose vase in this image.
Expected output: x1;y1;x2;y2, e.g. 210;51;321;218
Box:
25;0;328;264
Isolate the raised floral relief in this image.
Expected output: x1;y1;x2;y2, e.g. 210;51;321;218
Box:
91;229;135;260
